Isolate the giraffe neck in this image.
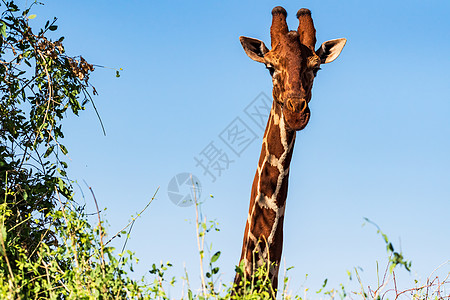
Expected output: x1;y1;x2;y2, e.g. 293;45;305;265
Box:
235;102;296;292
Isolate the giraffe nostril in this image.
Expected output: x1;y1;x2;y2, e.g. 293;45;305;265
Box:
286;99;307;112
286;99;294;111
299;100;307;111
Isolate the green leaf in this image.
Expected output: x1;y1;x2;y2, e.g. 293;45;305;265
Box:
381;233;389;244
346;270;352;280
44;145;54;158
387;242;394;252
210;251;221;263
0;22;6;37
58;177;64;191
49;25;58;31
0;224;7;243
57;168;67;177
28;14;37;19
389;263;395;273
59;144;68;155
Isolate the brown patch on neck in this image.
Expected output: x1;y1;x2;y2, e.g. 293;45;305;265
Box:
266;123;284;159
259;163;280;199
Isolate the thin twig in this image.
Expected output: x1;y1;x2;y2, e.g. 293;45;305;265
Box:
104;186;159;247
83;180;105;268
192;174;207;297
392;270;398;298
81;85;106;136
354;267;367;300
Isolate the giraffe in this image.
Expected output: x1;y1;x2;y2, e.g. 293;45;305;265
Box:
234;6;346;295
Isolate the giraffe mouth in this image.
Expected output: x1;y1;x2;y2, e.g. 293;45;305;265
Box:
282;98;310;131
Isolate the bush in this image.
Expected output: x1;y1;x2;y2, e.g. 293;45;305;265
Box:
0;1;148;298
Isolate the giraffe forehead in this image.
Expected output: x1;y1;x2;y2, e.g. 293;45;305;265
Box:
266;48;311;75
266;32;319;70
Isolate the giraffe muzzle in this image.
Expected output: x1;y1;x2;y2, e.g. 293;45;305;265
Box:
282;98;310;131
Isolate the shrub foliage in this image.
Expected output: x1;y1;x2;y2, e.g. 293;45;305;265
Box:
0;1;147;298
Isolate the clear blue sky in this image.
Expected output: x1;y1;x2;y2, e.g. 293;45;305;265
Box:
34;0;450;296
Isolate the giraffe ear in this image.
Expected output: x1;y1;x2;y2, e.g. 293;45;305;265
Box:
240;36;269;64
316;38;347;64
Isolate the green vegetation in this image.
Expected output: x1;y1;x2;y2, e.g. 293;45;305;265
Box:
0;0;147;298
0;1;448;299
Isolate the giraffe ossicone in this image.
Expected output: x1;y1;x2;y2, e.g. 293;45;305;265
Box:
234;6;346;296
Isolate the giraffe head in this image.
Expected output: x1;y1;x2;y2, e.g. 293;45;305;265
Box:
240;6;346;131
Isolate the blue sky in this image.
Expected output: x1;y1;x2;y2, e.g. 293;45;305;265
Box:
32;0;450;296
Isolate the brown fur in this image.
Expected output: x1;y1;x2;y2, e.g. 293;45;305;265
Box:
297;8;316;51
270;6;288;49
234;6;346;298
